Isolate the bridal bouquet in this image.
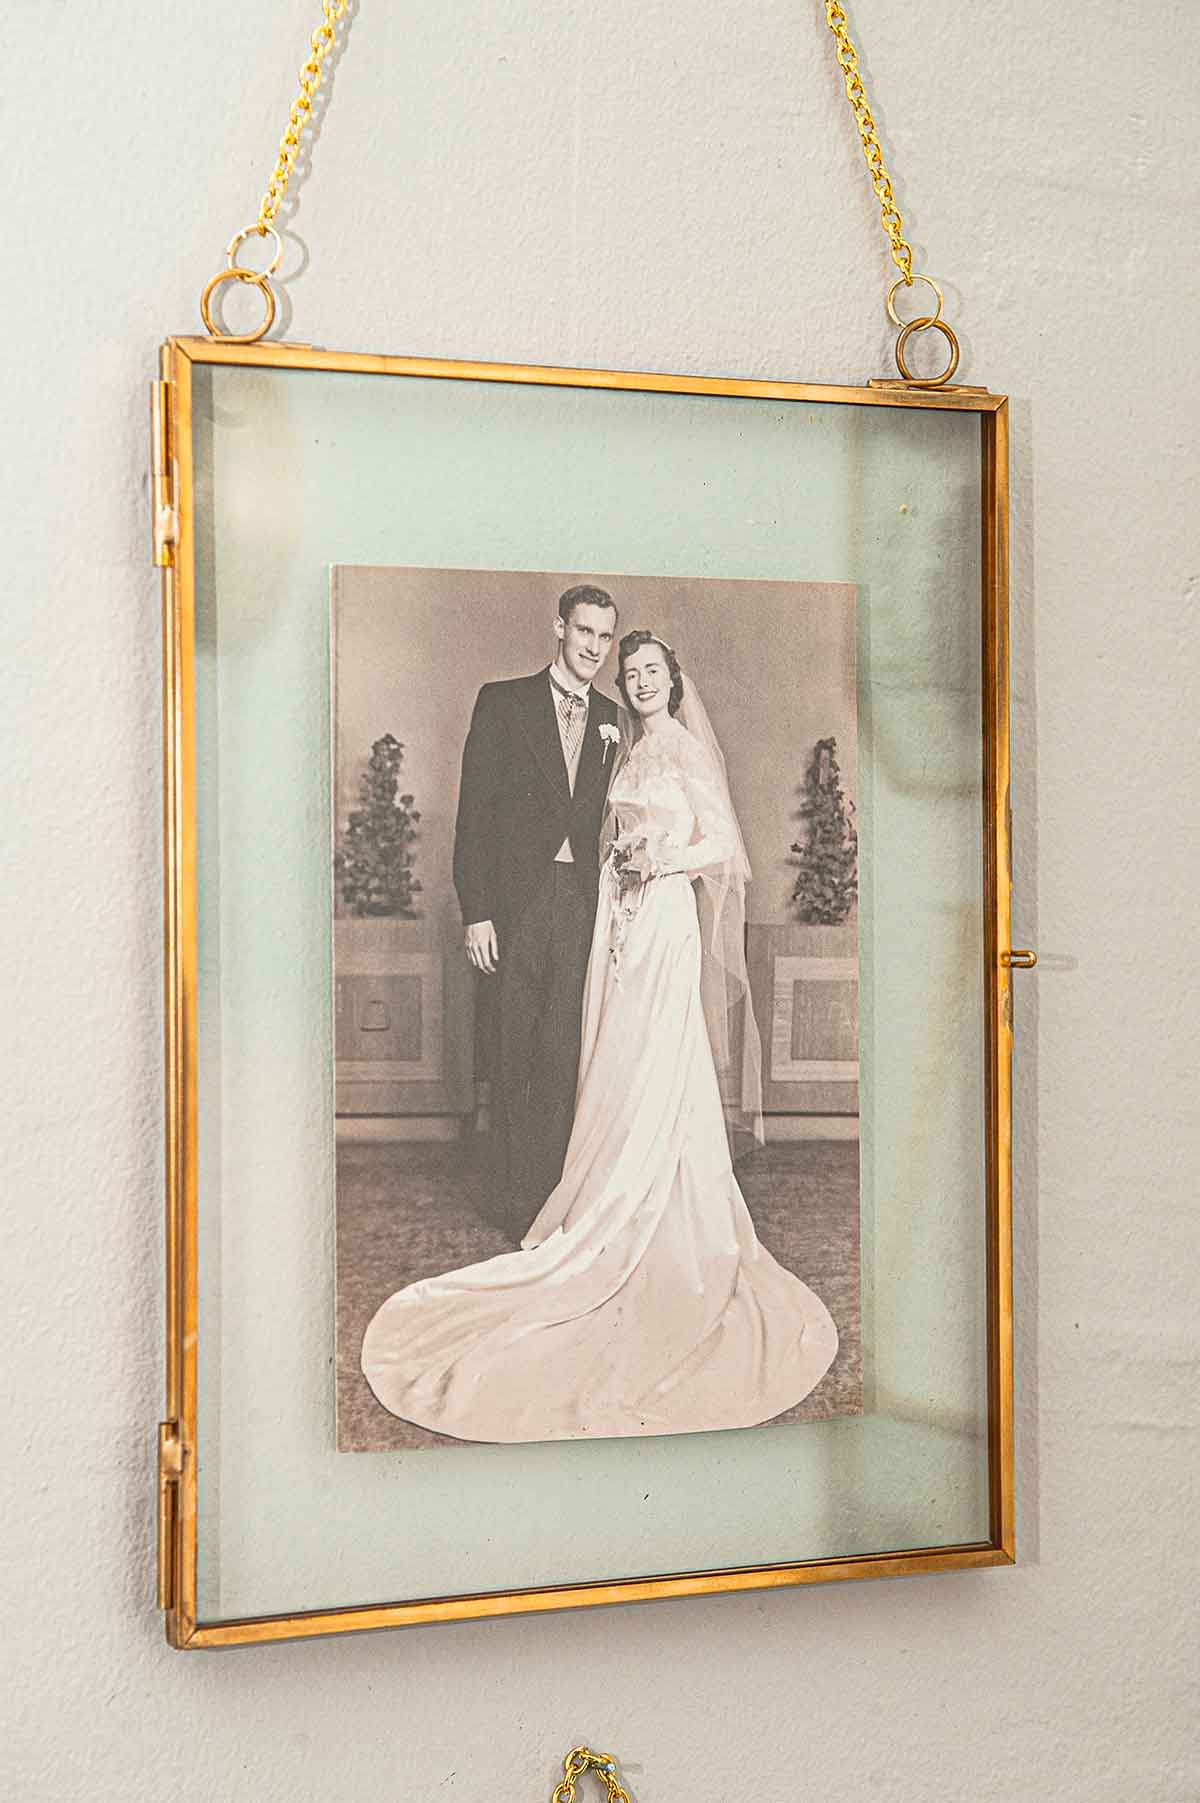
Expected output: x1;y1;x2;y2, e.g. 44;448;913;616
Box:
608;832;659;974
610;831;655;895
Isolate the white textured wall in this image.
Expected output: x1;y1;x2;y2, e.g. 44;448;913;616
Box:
3;2;1197;1798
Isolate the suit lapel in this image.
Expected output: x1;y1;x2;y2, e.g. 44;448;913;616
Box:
515;669;570;802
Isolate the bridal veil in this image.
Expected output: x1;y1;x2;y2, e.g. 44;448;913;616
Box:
603;674;764;1155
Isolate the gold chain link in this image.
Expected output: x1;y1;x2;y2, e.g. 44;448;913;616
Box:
823;2;914;286
256;0;348;230
551;1746;632;1803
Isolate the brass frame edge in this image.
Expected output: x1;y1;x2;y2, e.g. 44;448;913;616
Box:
159;339;200;1647
174;1544;1013;1649
982;401;1016;1559
164;335;1006;412
157;335;1015;1648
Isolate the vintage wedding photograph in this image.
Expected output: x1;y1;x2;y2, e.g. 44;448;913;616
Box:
332;564;861;1451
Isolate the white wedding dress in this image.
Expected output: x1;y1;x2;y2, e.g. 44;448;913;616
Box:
361;716;838;1442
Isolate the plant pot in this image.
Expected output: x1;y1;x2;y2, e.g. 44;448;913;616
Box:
334;917;473;1121
746;919;859;1123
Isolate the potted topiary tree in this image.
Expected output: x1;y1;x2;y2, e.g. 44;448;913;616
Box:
791;736;857;925
776;734;859;1120
333;735;430;1122
743;735;860;1130
335;733;422;918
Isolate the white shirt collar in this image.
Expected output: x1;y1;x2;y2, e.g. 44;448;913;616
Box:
549;661;591;700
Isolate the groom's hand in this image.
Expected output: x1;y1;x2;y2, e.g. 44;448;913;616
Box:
465;919;499;975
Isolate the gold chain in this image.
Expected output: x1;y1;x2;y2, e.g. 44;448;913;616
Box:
550;1746;632;1803
201;0;960;382
256;0;348;231
823;2;913;285
823;2;962;384
200;0;351;344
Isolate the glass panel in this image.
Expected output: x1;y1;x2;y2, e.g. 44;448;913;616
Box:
191;364;985;1622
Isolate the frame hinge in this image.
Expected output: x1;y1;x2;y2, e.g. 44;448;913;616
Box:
868;377;991;396
150;379;178;568
157;1420;184;1611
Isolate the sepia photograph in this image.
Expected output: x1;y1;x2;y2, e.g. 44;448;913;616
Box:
332;565;861;1450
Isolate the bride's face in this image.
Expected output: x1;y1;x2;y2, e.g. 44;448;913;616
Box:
622;644;673;719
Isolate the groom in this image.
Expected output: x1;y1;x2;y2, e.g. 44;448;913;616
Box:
453;584;621;1224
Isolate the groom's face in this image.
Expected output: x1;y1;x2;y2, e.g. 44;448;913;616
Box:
555;602;617;686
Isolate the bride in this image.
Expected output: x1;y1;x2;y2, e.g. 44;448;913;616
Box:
361;631;838;1442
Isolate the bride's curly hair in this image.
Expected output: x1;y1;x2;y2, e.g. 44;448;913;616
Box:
616;630;684;716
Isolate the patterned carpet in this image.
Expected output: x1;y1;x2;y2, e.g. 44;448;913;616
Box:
336;1136;861;1452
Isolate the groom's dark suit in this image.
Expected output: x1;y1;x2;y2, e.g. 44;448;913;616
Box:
453;669;620;1219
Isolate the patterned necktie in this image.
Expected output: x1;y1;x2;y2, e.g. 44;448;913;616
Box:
555;684;587;767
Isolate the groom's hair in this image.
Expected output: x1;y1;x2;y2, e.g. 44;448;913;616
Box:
558;584;618;625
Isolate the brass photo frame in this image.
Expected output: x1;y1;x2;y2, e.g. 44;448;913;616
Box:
154;335;1018;1649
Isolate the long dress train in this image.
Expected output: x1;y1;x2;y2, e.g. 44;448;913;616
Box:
360;718;838;1442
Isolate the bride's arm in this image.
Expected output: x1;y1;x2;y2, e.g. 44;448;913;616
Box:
656;741;739;877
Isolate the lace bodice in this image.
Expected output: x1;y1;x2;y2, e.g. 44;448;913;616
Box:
606;717;739;878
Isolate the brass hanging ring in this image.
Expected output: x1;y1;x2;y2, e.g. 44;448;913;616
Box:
894;315;960;388
886;272;944;328
199;267;278;344
225;221;284;277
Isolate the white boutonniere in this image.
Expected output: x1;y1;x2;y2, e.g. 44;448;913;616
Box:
599;723;621;763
